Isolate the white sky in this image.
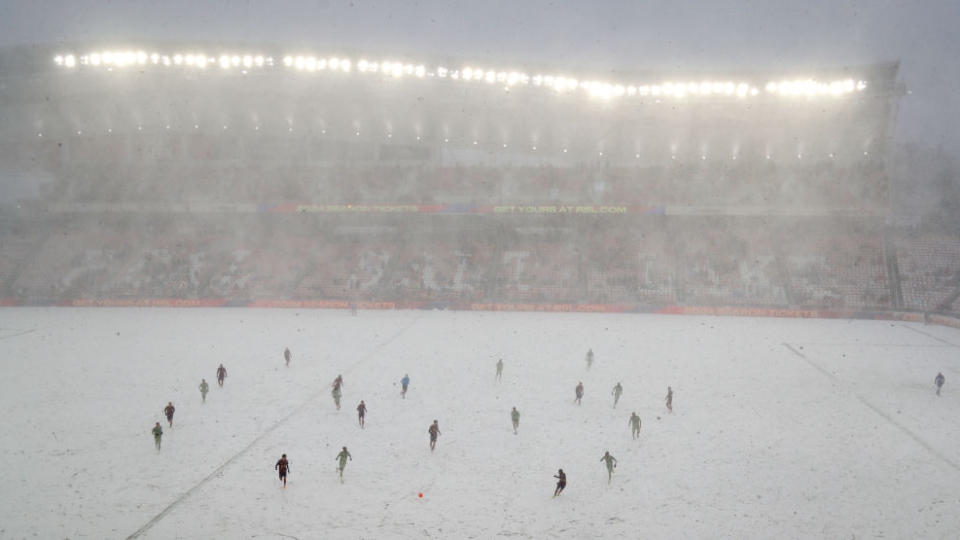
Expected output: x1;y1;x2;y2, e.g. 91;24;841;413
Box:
1;307;958;538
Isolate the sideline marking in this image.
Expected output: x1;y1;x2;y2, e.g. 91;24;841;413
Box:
783;342;960;474
901;324;960;347
126;314;424;539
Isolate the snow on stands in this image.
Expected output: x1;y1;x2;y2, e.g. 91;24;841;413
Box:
1;307;959;538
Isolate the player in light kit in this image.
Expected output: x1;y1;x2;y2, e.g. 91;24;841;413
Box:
611;382;623;408
336;447;352;477
199;379;209;403
601;451;618;483
401;374;410;398
495;359;504;381
152;422;163;451
511;407;520;434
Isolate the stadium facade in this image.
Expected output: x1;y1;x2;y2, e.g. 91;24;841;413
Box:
1;42;956;322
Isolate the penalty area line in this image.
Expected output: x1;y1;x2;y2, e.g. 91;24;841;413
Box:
783;342;960;475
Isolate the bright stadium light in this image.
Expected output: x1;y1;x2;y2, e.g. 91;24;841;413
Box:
341;59;351;72
438;67;448;77
317;59;327;70
283;56;293;67
174;54;183;65
403;64;413;75
330;58;340;70
857;80;867;90
391;63;402;77
463;67;474;80
65;55;76;67
220;55;230;69
627;85;637;96
358;59;368;72
243;55;253;68
137;51;147;65
150;53;159;64
255;55;264;67
185;54;195;65
54;55;63;66
196;55;207;69
507;72;519;85
766;81;777;92
474;69;485;81
231;56;240;67
843;79;855;92
415;65;425;77
306;57;316;71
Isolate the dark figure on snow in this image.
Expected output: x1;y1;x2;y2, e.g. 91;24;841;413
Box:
217;364;227;388
511;407;520;434
553;469;567;497
629;412;641;439
275;454;290;488
401;374;410;398
495;359;504;381
333;374;344;392
357;400;367;428
935;372;945;396
575;382;584;405
164;402;175;428
284;347;292;367
428;420;441;451
666;386;673;413
199;379;209;403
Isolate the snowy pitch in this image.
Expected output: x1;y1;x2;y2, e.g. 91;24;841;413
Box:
1;308;958;538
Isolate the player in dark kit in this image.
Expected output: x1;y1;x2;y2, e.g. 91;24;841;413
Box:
401;374;410;398
199;379;209;403
629;412;641;439
284;347;291;367
935;372;945;396
164;402;175;427
333;375;344;392
575;382;584;405
496;359;504;381
217;364;227;388
666;386;673;412
275;454;290;488
553;469;566;497
428;420;441;451
357;400;367;428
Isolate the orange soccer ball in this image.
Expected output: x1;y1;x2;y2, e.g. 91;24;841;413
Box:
418;492;423;498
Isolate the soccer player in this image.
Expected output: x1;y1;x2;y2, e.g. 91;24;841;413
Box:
511;407;520;434
585;349;594;370
575;382;584;405
216;364;227;388
335;447;352;477
553;469;566;497
401;374;410;398
199;379;209;404
332;386;342;410
600;451;618;483
164;402;175;428
935;372;946;396
666;386;673;413
611;382;623;408
275;454;290;488
495;359;504;381
629;412;641;440
428;420;441;451
284;347;292;367
357;400;367;428
332;374;344;392
152;422;163;451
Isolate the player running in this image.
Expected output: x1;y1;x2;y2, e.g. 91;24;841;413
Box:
357;400;367;428
496;359;504;381
335;447;352;478
152;422;163;451
666;386;673;413
600;451;618;483
428;420;441;451
275;454;290;488
935;372;945;396
511;407;520;434
332;374;344;392
611;382;623;408
164;402;176;427
629;412;641;439
284;347;292;367
575;382;584;405
401;374;410;398
216;364;227;388
199;379;209;403
585;349;594;370
553;469;566;497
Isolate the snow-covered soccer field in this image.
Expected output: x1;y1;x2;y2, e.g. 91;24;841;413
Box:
1;307;958;539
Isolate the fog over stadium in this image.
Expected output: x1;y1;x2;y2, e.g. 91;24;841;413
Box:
1;1;960;538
